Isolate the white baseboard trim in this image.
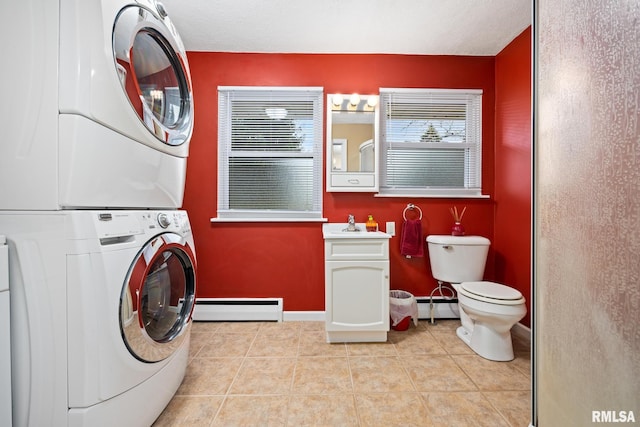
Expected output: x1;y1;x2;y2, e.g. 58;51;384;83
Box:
283;311;325;322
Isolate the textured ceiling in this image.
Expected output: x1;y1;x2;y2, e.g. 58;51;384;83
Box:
160;0;532;56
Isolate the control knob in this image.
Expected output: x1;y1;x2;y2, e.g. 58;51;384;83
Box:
157;213;171;229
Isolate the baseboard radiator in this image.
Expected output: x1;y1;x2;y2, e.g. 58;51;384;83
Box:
415;296;460;320
192;298;283;322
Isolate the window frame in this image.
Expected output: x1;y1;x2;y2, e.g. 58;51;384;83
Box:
377;87;487;198
215;86;325;222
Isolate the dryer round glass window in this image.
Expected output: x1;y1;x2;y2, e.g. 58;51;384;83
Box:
113;5;193;147
120;233;196;363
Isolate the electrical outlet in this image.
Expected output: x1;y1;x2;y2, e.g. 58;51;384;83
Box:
386;221;396;236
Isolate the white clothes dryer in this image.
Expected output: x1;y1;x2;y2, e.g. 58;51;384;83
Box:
0;0;194;210
1;210;196;427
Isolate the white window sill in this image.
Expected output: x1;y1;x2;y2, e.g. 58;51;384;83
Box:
211;217;329;223
374;193;491;199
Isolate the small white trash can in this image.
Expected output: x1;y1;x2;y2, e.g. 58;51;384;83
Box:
389;290;418;331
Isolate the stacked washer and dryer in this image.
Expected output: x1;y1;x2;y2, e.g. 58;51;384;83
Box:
0;1;197;426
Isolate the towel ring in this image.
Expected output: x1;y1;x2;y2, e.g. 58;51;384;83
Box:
403;203;423;220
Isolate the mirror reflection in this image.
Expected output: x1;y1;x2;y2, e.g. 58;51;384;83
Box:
329;94;378;172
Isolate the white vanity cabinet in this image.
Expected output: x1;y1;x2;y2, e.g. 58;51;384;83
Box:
322;224;391;343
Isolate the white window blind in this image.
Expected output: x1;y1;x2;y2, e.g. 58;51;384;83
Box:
217;86;324;220
379;88;483;197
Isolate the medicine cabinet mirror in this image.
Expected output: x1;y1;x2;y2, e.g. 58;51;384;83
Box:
326;93;379;192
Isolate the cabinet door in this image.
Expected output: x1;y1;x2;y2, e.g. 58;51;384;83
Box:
325;261;389;331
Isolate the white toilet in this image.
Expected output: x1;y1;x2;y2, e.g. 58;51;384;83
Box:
426;235;526;361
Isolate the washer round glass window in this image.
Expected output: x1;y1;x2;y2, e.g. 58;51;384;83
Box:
120;234;196;362
113;5;193;146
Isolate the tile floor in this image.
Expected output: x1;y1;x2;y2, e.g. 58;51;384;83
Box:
153;320;531;426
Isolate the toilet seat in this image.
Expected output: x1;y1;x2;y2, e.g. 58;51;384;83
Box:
459;281;525;305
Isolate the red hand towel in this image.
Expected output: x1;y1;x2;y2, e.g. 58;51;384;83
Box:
400;219;424;258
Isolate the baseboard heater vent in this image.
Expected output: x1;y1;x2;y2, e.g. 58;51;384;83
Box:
192;298;283;322
415;296;460;320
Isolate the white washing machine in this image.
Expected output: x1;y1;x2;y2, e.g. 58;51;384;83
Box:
1;210;196;427
0;0;194;210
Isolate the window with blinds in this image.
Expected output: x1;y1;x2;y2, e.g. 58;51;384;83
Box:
379;88;483;197
217;87;324;220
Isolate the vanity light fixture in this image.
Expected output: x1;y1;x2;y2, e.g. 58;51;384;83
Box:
331;93;379;111
149;89;163;100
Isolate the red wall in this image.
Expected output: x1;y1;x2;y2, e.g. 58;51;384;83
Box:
182;49;527;313
494;27;532;326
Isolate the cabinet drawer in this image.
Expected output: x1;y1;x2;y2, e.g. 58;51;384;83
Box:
330;173;375;188
325;239;389;261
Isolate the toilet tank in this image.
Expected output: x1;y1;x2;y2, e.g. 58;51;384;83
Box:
426;235;491;283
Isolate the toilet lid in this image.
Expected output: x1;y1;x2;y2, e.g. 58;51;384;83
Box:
460;281;525;304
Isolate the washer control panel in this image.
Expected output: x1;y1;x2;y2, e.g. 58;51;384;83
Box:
147;211;190;235
93;210;191;239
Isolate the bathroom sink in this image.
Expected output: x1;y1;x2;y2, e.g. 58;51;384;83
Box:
322;223;391;239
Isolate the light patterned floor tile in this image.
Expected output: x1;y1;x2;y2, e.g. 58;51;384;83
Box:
292;357;353;394
510;351;532;378
355;392;432;426
248;333;300;357
287;394;359;426
211;395;288;427
188;330;212;358
349;356;415;393
197;333;256;357
484;390;532;427
389;329;449;355
176;357;243;395
258;321;302;336
190;321;221;333
298;330;348;357
430;330;476;355
152;395;224;427
213;321;262;333
299;321;325;331
452;355;531;391
346;341;398;356
158;320;532;426
229;357;295;395
423;319;460;332
402;355;478;392
421;392;511;426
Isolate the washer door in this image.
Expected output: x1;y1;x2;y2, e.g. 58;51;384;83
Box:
113;4;193;147
120;232;196;363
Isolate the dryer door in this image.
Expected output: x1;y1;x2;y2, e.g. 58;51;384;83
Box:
120;232;196;363
113;4;193;147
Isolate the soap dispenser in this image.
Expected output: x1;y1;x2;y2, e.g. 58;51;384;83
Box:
366;215;378;232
